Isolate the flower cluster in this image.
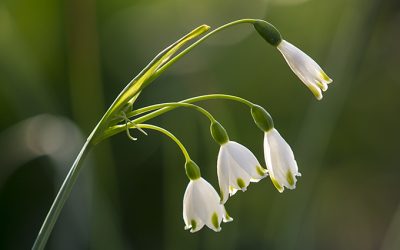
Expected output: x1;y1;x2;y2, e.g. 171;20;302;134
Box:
183;105;302;232
34;18;333;249
182;21;332;232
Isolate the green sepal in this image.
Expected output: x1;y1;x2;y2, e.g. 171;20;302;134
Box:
253;20;282;47
210;121;229;145
185;160;201;180
251;105;274;132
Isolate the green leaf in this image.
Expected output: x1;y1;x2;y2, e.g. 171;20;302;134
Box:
107;25;210;120
92;25;210;141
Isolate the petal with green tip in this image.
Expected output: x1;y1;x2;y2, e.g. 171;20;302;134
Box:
217;141;267;204
264;129;301;192
183;178;232;233
277;40;333;100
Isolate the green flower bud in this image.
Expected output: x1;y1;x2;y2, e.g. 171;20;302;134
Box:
210;121;229;145
185;160;201;180
251;105;274;132
253;20;282;47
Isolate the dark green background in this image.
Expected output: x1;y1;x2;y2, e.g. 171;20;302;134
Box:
1;0;399;249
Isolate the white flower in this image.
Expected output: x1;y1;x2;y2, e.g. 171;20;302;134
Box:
263;128;301;192
183;177;232;233
277;40;333;100
217;141;267;204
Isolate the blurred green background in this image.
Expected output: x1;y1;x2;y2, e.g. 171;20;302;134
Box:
1;0;399;249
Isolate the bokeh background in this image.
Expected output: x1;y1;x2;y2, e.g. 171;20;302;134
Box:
1;0;399;249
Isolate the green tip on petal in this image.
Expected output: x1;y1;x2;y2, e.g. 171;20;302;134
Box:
224;209;233;222
256;165;267;176
286;171;295;187
321;71;332;83
316;81;326;90
237;178;246;189
308;84;323;100
191;219;197;231
271;177;284;193
211;212;220;231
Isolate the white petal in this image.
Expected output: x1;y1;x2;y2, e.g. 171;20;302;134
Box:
189;221;205;233
197;179;228;232
223;207;234;222
277;40;332;100
225;141;267;179
263;133;283;192
264;129;300;192
183;178;231;232
217;146;233;204
217;141;267;204
183;181;203;231
218;144;249;201
227;162;251;193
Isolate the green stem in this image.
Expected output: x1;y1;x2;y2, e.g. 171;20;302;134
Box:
109;18;258;127
97;94;254;143
131;94;253;121
149;19;258;82
135;124;191;161
32;130;95;250
111;102;216;128
131;94;253;118
95;24;209;138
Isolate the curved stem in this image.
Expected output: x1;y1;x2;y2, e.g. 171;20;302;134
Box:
96;25;210;135
113;102;216;127
103;19;259;126
130;94;254;118
32;130;95;250
135;124;191;161
97;94;255;143
130;94;254;123
149;19;258;82
108;16;259;128
106;102;218;135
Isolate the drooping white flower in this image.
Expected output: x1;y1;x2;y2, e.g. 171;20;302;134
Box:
183;177;232;233
277;40;333;100
217;141;267;204
263;128;301;192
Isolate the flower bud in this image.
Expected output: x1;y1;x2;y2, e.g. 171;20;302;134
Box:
251;105;274;132
185;160;201;180
253;20;282;47
210;121;229;145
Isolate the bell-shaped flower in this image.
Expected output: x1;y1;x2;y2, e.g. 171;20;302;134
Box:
217;141;267;204
183;177;232;233
277;40;333;100
263;128;301;192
